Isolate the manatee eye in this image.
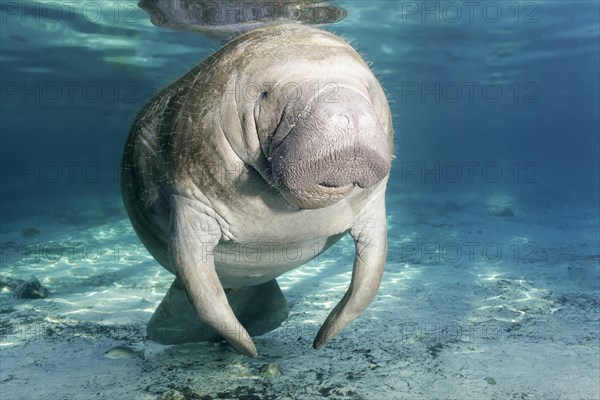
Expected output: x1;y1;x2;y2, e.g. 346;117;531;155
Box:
261;91;269;100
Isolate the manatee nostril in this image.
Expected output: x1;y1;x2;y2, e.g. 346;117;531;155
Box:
332;113;350;127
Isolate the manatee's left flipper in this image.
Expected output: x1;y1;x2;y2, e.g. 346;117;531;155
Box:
313;190;388;349
169;194;257;357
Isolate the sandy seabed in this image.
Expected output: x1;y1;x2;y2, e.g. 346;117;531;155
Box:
1;194;598;400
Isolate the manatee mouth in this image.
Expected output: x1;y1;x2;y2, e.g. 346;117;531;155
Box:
287;182;356;210
272;154;389;209
318;182;353;189
267;85;390;210
271;133;390;209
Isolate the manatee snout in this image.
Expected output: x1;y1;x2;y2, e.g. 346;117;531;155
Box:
271;87;391;209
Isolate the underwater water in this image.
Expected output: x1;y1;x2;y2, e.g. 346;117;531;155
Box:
0;1;599;399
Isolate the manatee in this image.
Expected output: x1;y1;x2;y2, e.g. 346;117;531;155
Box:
121;24;393;357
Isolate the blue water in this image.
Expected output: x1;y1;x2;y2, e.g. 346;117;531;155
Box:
0;1;599;399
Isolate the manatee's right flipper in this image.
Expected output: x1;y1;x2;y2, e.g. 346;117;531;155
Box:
167;194;257;357
147;278;289;345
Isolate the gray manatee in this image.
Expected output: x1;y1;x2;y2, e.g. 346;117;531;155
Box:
121;24;393;357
